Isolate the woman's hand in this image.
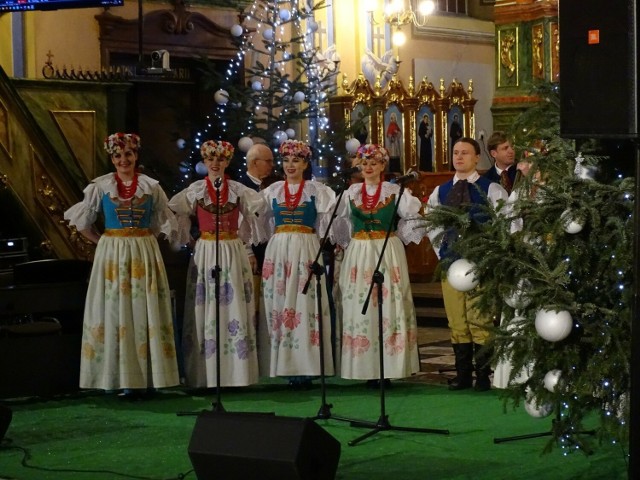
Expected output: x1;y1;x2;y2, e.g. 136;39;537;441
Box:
249;254;258;275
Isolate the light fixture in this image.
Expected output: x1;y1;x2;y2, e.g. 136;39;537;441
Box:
366;0;435;47
367;0;435;28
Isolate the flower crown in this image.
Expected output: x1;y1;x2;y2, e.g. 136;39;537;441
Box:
104;133;141;155
201;140;235;160
279;140;311;159
356;143;389;163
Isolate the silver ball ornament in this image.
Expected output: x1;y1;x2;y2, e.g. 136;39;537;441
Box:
279;9;291;21
561;209;584;234
534;309;573;342
230;24;244;37
524;395;554;418
195;161;208;176
504;279;532;309
447;258;479;292
238;137;254;153
214;89;229;105
543;369;562;392
346;138;361;154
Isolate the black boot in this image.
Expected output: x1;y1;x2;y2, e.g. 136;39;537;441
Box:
448;343;474;390
473;343;492;392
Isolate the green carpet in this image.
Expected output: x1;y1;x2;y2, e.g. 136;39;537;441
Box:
0;379;628;480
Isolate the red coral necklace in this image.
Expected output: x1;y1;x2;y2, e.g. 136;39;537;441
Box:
284;179;305;211
115;173;138;200
205;176;229;205
361;181;382;210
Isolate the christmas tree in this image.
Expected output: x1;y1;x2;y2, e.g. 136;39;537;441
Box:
180;0;343;186
426;83;633;453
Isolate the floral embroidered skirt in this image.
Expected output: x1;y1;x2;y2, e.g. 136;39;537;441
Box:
181;237;259;388
338;236;419;380
80;235;179;390
261;232;336;377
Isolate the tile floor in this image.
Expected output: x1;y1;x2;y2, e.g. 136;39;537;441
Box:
413;325;455;385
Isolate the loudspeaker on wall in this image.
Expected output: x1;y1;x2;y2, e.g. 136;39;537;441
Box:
188;412;341;480
559;0;638;138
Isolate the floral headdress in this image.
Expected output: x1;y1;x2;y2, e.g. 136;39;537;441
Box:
279;140;311;159
201;140;235;161
356;143;389;163
104;133;141;155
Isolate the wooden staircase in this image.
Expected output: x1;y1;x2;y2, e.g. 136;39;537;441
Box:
411;282;447;327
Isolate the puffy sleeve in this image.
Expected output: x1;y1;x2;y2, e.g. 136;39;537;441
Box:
424;185;444;259
63;178;105;231
148;178;179;242
330;185;356;249
312;182;337;238
167;182;199;246
234;181;269;246
395;185;426;245
256;182;278;243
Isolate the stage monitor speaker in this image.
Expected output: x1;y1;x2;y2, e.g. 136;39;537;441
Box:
0;405;12;442
559;0;638;138
188;412;341;480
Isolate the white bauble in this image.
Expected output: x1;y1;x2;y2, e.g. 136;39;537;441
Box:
273;130;288;145
307;19;318;33
293;91;306;103
251;81;263;91
279;8;291;21
195;161;208;176
176;138;186;150
561;209;584;234
504;279;532;309
262;28;274;41
238;136;254;153
283;51;292;61
214;89;229;105
230;24;244;37
578;165;598;181
524;395;554;418
346;138;361;154
447;258;479;292
535;309;573;342
543;369;562;392
285;128;296;139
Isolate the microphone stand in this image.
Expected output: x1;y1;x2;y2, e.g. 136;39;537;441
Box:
302;176;363;425
177;176;225;416
211;176;224;412
348;180;450;446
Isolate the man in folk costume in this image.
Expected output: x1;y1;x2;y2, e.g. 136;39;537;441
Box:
426;137;508;391
483;131;517;195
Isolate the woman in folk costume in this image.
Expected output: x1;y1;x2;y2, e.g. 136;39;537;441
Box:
168;140;264;388
259;140;336;389
332;144;423;387
64;133;180;397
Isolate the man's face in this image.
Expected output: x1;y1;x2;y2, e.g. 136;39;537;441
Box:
491;140;515;170
255;152;274;179
452;141;479;176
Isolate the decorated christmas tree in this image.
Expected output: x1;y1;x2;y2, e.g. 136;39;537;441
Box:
426;83;633;453
178;0;343;187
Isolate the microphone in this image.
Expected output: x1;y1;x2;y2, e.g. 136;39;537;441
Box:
390;171;420;184
332;165;362;178
213;177;223;188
